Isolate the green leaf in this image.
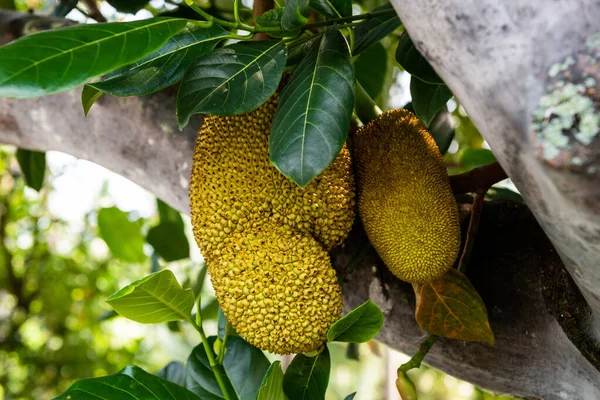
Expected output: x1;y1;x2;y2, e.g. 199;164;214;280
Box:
270;28;354;187
410;77;452;126
97;206;146;263
396;31;443;84
283;345;330;400
89;25;229;97
310;0;351;18
282;0;310;31
345;343;360;360
157;361;186;387
223;336;271;400
355;41;387;100
327;300;383;343
107;0;150;13
353;3;401;55
258;362;285;400
0;18;188;99
414;268;495;344
106;270;195;324
405;102;455;154
255;8;288;38
459;148;497;169
81;85;103;116
53;366;201;400
344;393;357;400
287;35;319;66
186;337;236;400
147;222;190;262
157;199;183;225
177;40;287;128
16;149;45;191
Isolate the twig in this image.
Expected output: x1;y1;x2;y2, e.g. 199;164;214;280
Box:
82;0;107;22
398;335;438;372
458;191;485;274
449;161;508;195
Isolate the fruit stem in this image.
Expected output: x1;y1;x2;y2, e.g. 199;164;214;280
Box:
457;190;485;274
354;81;382;125
218;322;232;364
398;334;438;372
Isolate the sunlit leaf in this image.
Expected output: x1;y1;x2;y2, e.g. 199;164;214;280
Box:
410;77;452;126
327;300;384;343
0;18;187;98
353;3;401;55
414;269;494;344
177;40;287;128
258;361;285;400
106;270;194;324
53;366;200;400
270;28;354;187
89;25;229;97
97;206;146;263
16;149;45;191
282;346;330;400
396;31;443;84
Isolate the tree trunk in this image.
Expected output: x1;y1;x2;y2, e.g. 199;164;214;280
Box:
1;7;600;399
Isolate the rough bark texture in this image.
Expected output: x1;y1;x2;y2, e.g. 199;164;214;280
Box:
1;7;600;400
388;0;600;339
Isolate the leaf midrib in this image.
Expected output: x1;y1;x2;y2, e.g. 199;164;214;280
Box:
0;18;181;86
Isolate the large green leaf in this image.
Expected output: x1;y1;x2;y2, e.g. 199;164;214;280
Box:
353;3;401;55
270;28;354;187
355;41;387;100
257;362;285;400
186;337;236;400
177;40;287;128
16;149;45;192
327;300;384;343
89;25;229;97
0;18;187;98
53;366;200;400
157;361;187;387
282;0;310;31
310;0;351;18
414;269;494;344
223;336;271;400
396;31;443;84
106;270;195;324
282;346;330;400
410;77;452;126
97;206;146;263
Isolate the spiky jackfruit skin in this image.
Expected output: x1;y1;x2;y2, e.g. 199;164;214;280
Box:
353;109;461;284
210;222;343;354
190;91;355;257
189;90;354;354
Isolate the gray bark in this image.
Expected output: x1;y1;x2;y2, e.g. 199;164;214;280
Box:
1;5;600;399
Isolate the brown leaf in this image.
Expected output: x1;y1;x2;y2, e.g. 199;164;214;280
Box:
414;269;494;344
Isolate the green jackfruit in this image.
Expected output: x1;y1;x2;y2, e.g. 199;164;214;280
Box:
353;109;461;284
189;90;354;354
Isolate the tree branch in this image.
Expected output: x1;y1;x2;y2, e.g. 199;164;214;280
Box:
1;9;600;399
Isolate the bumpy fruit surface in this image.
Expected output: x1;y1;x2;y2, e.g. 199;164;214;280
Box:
210;222;343;354
189;89;354;354
352;109;461;284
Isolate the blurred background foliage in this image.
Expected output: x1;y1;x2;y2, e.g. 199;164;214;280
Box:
0;0;519;399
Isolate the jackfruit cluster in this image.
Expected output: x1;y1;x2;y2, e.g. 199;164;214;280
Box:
190;90;355;354
352;109;461;284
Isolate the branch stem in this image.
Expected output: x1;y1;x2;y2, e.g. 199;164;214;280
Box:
449;161;507;195
399;335;439;372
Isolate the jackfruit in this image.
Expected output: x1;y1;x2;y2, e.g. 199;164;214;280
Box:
211;222;342;354
352;109;461;284
189;89;354;354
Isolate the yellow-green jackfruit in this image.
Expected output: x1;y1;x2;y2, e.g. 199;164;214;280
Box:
189;90;354;354
352;109;461;284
